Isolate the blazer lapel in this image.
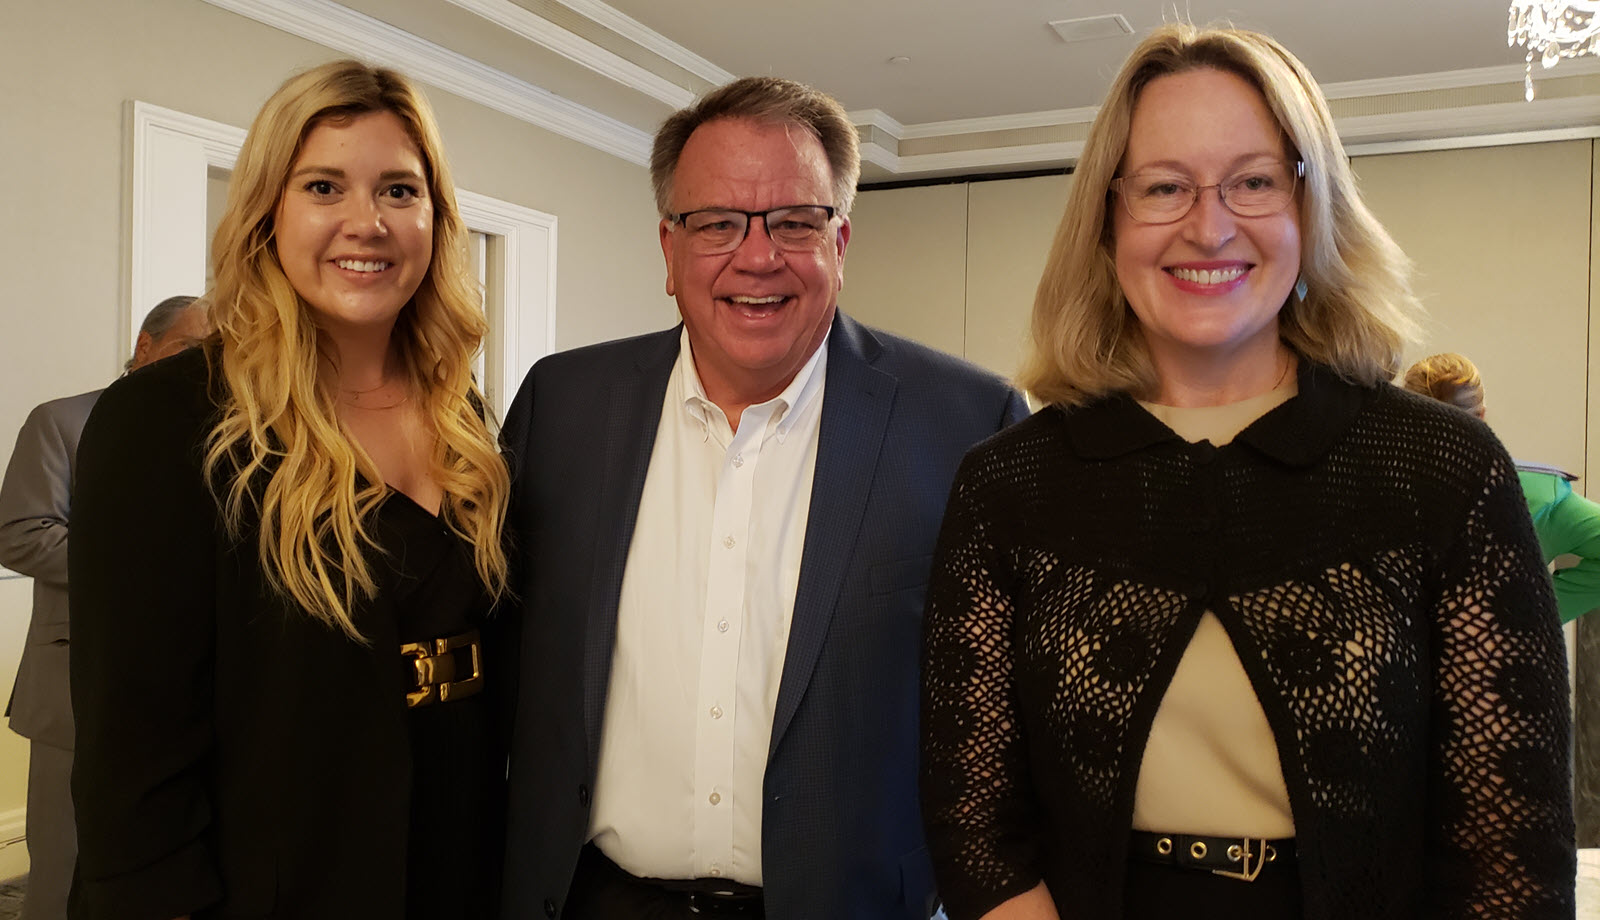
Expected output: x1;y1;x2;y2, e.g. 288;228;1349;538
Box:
582;330;679;767
769;314;896;754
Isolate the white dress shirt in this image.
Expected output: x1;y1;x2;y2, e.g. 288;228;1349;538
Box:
589;331;828;885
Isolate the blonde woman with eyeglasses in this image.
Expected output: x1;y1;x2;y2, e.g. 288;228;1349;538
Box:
69;61;509;920
920;23;1573;920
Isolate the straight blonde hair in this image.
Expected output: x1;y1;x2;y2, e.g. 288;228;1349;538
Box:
1019;23;1421;406
204;60;508;640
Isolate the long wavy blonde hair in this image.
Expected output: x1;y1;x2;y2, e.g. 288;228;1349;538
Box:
204;60;508;640
1019;23;1422;406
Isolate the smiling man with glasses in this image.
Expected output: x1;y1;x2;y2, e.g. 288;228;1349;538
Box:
499;76;1028;920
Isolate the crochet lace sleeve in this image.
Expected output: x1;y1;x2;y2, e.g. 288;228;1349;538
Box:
1427;446;1575;917
921;462;1041;920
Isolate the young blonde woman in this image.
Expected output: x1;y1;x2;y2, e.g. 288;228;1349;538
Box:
920;24;1573;920
69;61;508;919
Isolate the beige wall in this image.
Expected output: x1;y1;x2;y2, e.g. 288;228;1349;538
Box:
844;183;968;355
1591;148;1600;492
1353;141;1592;477
965;174;1073;377
0;0;679;878
848;141;1596;488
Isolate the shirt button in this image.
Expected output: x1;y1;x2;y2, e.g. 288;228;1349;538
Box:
708;866;723;878
710;705;723;719
732;453;745;468
723;535;736;549
578;784;590;807
717;618;730;633
709;791;722;805
544;899;557;918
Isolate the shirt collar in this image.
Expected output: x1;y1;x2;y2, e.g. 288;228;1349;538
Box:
675;330;829;442
1061;361;1370;467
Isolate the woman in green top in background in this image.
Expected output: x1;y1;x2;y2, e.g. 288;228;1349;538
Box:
1404;351;1600;622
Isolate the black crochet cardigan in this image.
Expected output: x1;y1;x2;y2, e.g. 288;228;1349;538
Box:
921;363;1574;920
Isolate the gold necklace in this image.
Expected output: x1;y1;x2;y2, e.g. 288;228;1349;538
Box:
341;383;410;410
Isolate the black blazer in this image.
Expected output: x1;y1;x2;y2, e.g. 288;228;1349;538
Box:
68;349;437;920
498;313;1029;920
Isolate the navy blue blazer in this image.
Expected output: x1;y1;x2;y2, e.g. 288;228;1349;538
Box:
499;312;1028;920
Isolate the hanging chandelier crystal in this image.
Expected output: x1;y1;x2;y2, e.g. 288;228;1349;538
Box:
1509;0;1600;99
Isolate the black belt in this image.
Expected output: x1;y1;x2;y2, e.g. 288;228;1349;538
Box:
582;844;764;917
1130;831;1296;882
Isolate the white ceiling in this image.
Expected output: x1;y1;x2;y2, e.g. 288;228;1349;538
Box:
596;0;1530;123
203;0;1600;181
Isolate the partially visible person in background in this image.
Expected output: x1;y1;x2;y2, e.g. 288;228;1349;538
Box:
124;295;212;372
1404;351;1600;623
0;293;208;920
69;59;509;920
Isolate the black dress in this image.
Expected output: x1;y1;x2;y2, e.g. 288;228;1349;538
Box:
69;347;506;920
374;491;501;920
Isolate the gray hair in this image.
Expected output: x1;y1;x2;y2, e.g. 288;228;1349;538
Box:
125;295;205;371
140;295;201;337
650;76;861;218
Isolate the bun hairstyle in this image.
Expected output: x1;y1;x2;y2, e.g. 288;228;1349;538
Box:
1401;353;1486;417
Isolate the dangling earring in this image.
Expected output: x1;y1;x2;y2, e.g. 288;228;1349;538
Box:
1294;276;1309;302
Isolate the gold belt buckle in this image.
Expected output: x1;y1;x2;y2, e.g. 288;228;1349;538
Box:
1210;837;1273;882
401;628;483;708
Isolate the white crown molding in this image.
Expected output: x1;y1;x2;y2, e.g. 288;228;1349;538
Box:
199;0;650;165
865;140;1087;179
863;58;1600;149
1318;56;1600;100
1344;124;1600;157
896;104;1102;140
849;108;907;139
200;0;1600;181
902;139;1088;175
1335;94;1600;143
445;0;693;109
897;140;1083;174
859;139;901;173
551;0;734;86
865;95;1600;179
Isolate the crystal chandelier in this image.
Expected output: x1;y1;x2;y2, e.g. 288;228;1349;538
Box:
1508;0;1600;99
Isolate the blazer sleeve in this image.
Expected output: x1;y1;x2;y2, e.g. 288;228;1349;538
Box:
0;402;75;584
1424;444;1575;918
921;452;1042;920
1000;389;1031;431
69;371;222;919
1541;481;1600;623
